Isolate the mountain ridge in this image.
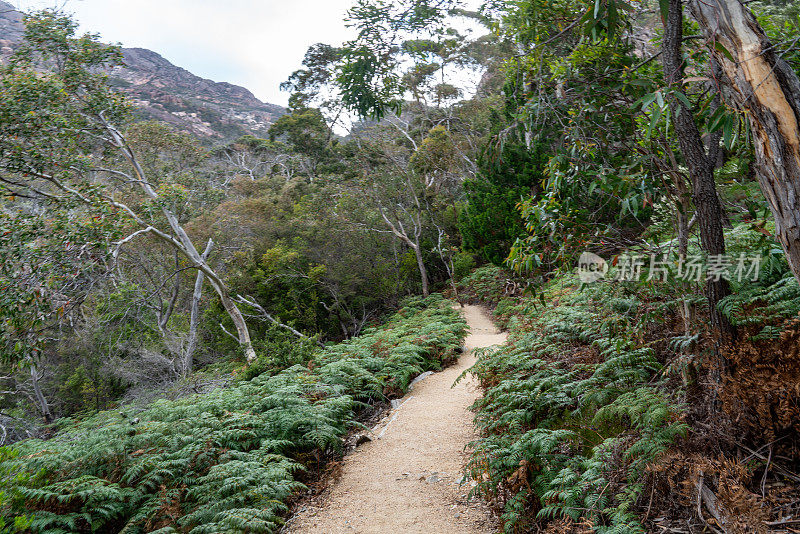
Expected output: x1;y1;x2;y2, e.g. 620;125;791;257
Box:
0;1;284;142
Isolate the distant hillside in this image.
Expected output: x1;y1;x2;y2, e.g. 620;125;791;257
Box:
108;47;285;141
0;1;284;142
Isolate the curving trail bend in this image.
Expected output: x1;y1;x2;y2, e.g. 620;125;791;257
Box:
288;305;506;534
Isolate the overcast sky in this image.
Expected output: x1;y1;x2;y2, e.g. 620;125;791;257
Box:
12;0;358;106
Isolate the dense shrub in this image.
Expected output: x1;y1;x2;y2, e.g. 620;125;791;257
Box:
457;265;513;306
459;139;546;266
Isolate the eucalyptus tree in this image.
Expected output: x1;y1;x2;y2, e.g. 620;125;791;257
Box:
213;135;298;182
268;107;338;180
347;123;434;297
660;0;736;338
0;11;257;365
281;0;495;300
689;0;800;285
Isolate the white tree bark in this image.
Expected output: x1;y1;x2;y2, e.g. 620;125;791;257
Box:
30;363;52;423
182;239;214;375
102;119;257;363
377;204;430;297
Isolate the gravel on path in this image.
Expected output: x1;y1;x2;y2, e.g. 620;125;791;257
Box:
288;305;507;534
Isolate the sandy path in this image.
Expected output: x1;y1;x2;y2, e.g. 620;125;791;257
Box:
287;305;506;534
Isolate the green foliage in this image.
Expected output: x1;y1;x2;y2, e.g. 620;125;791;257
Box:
754;0;800;71
1;296;466;533
205;180;422;344
457;266;512;305
0;204;119;364
459;139;547;265
248;243;337;339
268;108;337;176
285;0;483;120
243;327;318;380
466;277;686;532
55;363;127;416
500;34;662;274
0;10;126;364
451;252;477;282
318;294;467;397
338;45;404;121
281;43;345;110
0;447;35;533
335;0;460;119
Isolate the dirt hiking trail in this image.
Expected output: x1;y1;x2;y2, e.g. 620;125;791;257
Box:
287;305;506;534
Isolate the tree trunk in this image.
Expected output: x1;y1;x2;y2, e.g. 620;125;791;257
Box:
689;0;800;284
377;205;430;297
412;244;430;297
215;285;257;363
107;125;257;364
30;363;53;423
662;0;736;340
183;239;213;376
434;225;462;305
446;261;462;306
172;242;256;363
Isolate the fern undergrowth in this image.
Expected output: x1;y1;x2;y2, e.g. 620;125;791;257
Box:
464;240;800;533
0;295;466;534
463;268;688;533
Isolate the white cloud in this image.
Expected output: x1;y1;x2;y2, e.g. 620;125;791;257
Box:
12;0;357;106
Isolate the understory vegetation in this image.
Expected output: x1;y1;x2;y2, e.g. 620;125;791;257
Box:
0;296;465;533
460;246;800;532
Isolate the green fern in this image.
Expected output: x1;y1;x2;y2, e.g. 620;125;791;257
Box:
466;277;685;533
1;295;467;533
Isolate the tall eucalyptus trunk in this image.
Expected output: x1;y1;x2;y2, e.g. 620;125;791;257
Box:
662;0;736;340
30;363;52;423
183;239;214;376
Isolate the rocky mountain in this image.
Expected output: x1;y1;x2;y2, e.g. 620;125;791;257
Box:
0;1;284;143
0;2;23;48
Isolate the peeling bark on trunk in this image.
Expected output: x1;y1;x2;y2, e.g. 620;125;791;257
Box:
690;0;800;283
663;0;736;341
